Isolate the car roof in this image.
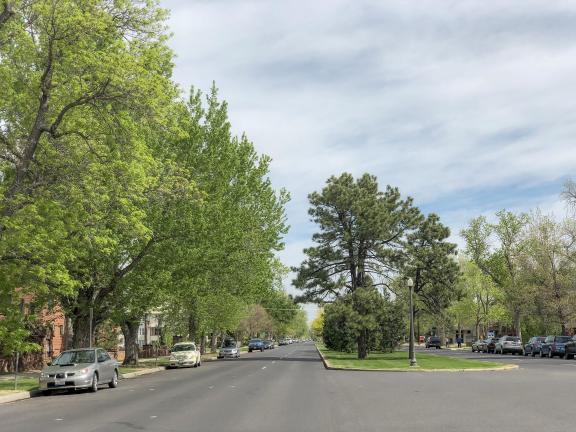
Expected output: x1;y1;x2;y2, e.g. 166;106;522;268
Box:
61;348;97;351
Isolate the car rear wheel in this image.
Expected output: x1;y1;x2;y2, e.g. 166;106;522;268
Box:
567;353;574;360
109;370;118;388
90;374;98;393
42;390;52;396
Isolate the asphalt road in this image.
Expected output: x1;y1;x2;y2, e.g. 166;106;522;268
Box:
2;343;576;432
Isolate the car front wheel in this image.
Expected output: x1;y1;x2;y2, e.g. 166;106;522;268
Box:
90;374;98;393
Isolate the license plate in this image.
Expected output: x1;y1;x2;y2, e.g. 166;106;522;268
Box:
55;378;65;386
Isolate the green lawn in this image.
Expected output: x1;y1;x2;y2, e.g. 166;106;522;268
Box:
0;378;39;392
319;347;506;370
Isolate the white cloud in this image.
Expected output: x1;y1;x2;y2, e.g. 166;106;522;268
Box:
161;1;576;320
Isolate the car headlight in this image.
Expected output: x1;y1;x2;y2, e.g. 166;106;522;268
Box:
40;372;47;378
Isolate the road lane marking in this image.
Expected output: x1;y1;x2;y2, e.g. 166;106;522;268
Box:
208;385;214;389
150;416;157;419
262;366;267;370
149;388;155;391
55;419;64;421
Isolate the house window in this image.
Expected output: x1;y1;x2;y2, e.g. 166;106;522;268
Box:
59;325;64;336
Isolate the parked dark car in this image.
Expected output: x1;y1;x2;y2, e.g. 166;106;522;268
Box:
541;335;573;358
482;337;499;354
495;336;523;355
471;340;485;352
564;336;576;360
263;340;275;350
425;336;442;349
524;336;546;357
248;339;265;352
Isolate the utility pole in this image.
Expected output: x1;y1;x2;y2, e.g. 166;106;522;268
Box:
408;278;417;367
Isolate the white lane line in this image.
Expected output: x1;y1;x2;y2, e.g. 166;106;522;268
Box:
150;416;158;419
261;366;267;370
229;385;236;389
54;419;64;422
208;385;214;389
149;388;155;391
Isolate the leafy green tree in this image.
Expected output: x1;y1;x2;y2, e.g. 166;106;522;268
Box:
294;173;421;358
0;0;176;349
403;213;460;334
520;213;576;335
310;308;324;340
461;211;528;339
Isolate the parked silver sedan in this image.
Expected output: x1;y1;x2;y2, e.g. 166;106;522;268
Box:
39;348;119;395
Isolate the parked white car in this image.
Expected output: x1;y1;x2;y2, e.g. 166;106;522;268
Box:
168;342;202;368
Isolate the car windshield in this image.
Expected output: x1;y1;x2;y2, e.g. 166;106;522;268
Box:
557;337;572;343
507;337;520;341
249;339;261;343
172;344;195;352
222;340;237;348
53;350;95;365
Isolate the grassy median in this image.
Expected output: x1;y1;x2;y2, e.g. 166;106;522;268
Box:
318;347;507;370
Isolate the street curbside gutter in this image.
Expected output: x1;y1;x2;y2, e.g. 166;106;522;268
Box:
0;366;170;405
0;390;41;405
120;366;166;379
315;345;519;373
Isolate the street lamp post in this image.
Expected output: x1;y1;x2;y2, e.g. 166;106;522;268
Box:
407;277;417;367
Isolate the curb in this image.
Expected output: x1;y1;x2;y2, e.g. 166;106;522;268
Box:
315;345;519;373
1;366;171;405
121;367;165;379
0;389;41;405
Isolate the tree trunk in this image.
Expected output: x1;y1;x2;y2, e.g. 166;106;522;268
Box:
71;312;93;349
200;332;206;355
210;332;217;353
188;314;198;344
357;330;368;359
121;320;140;366
513;310;522;341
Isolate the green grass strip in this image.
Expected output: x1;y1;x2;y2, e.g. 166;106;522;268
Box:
319;347;506;370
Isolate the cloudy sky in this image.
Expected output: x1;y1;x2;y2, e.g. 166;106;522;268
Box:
161;0;576;320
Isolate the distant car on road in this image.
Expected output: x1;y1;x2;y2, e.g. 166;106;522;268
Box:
540;335;572;358
248;339;265;352
168;342;202;368
39;348;119;395
218;339;241;359
524;336;546;357
482;337;499;354
425;336;442;349
263;340;274;350
495;336;523;355
563;336;576;359
471;340;485;352
279;339;288;346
